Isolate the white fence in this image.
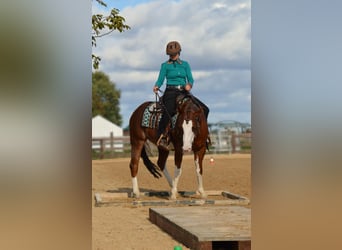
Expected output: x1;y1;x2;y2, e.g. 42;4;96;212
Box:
210;131;251;154
92;132;251;159
92;135;130;158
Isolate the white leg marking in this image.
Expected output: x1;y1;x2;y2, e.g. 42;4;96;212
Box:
170;167;182;199
132;177;140;198
194;155;206;198
163;167;173;188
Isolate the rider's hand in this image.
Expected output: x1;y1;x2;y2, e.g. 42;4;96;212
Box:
153;86;159;93
185;84;192;91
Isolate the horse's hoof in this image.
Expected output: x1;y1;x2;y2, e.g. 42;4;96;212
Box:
201;193;207;199
131;192;140;199
169;195;177;200
169;191;177;200
196;190;207;199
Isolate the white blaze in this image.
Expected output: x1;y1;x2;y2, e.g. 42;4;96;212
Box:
182;120;194;151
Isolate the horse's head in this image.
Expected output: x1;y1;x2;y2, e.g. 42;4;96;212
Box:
175;96;208;152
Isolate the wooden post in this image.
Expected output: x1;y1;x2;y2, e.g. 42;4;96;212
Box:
227;133;232;154
110;132;114;156
231;132;236;153
100;139;105;159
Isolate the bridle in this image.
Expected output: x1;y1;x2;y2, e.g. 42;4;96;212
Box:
180;99;203;137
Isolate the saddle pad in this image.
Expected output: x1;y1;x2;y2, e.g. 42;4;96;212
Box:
141;103;178;128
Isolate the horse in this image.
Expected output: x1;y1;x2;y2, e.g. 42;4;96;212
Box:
128;93;209;199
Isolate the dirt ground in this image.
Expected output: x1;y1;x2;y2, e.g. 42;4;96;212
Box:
92;153;251;250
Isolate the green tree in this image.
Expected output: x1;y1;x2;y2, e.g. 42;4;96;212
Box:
92;0;130;69
92;71;122;126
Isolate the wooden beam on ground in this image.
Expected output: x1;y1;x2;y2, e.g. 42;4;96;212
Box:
94;190;250;207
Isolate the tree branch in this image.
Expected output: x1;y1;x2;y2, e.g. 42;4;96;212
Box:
92;1;130;69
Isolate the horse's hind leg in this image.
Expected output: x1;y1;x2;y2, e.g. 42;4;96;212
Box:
157;148;172;187
129;140;145;198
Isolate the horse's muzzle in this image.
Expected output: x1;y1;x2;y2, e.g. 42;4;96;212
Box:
182;146;193;152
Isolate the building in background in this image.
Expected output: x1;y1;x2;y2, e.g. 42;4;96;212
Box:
92;115;123;137
92;115;123;151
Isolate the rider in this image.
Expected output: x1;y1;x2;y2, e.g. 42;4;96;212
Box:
153;41;209;150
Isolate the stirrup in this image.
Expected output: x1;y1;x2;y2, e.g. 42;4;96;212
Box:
157;134;169;150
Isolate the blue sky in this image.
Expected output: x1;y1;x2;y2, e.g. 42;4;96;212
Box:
92;0;251;128
106;0;152;10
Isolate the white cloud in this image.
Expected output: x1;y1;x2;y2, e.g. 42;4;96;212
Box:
93;0;251;127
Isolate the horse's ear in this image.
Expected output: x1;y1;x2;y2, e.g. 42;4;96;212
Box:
177;98;185;111
176;94;184;104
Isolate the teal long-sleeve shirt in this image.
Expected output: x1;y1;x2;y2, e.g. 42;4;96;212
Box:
155;59;194;88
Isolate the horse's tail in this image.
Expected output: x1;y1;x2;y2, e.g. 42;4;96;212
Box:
141;145;162;179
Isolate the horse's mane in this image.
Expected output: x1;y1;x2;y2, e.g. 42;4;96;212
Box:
177;93;205;117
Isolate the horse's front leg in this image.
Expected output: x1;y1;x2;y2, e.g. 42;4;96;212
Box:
194;148;207;198
170;149;183;200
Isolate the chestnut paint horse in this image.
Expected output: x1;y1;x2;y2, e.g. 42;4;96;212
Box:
129;94;209;199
